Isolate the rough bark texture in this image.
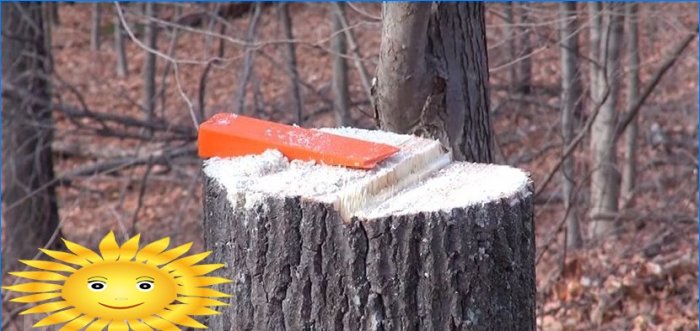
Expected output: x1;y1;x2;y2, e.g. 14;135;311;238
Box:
203;178;535;331
374;3;492;163
1;2;61;272
621;3;639;206
589;3;624;237
558;2;583;249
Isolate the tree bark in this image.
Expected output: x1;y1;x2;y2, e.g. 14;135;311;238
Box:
278;3;304;124
621;3;639;206
90;3;101;51
202;132;535;331
589;3;624;238
143;2;158;134
558;2;583;249
516;3;532;95
331;3;350;126
374;3;492;163
114;4;128;77
1;2;61;273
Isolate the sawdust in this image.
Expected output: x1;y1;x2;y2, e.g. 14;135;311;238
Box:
202;128;528;220
357;162;530;219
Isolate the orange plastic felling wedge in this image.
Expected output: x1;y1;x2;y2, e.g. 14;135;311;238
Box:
198;113;400;169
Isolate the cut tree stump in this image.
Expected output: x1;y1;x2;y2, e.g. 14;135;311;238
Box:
202;129;535;331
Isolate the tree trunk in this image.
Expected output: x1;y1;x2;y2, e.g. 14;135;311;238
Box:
374;3;492;163
114;4;128;77
503;2;518;94
1;2;61;273
621;3;639;206
234;3;262;114
331;3;350;126
516;4;532;95
278;3;304;123
90;3;101;51
202;131;535;331
143;2;158;134
589;3;624;238
559;2;583;249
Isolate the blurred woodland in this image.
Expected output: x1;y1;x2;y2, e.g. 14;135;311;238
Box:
1;2;698;330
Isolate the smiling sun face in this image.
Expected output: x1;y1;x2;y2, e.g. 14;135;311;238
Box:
3;232;231;330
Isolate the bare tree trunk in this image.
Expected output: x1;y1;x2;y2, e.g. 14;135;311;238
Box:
516;3;532;94
1;2;61;273
234;3;262;114
589;3;624;238
114;5;128;77
90;3;101;51
588;2;602;102
621;3;639;206
374;3;493;163
503;2;518;93
143;2;158;134
331;3;350;126
278;3;304;123
48;2;59;26
559;2;583;249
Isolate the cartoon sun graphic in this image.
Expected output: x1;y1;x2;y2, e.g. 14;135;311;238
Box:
3;232;230;330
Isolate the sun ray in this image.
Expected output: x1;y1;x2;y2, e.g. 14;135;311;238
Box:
146;242;193;266
128;319;154;331
39;248;92;267
3;282;62;293
134;237;170;263
59;314;94;331
99;231;121;261
62;238;103;263
84;318;110;331
176;296;228;307
167;304;220;316
10;292;62;303
142;315;181;331
173;263;224;277
158;306;207;328
20;300;71;315
107;320;129;331
34;308;82;327
20;259;76;272
177;287;230;298
9;271;67;281
177;276;231;287
162;252;211;273
118;234;141;261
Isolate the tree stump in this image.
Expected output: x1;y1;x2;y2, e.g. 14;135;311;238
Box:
203;129;535;331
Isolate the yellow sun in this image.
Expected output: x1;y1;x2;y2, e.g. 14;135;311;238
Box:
3;232;230;330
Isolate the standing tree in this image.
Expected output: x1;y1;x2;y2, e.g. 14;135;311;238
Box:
330;2;350;126
114;4;129;77
90;3;101;51
589;3;624;238
621;3;640;206
559;2;583;248
1;2;61;272
373;3;492;163
143;2;158;134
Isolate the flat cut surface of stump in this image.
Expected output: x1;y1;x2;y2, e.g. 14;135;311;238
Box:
203;128;535;331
